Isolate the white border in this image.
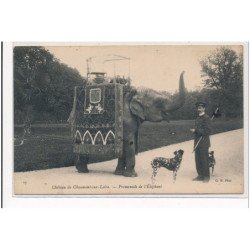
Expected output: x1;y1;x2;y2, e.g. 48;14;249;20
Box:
2;42;249;207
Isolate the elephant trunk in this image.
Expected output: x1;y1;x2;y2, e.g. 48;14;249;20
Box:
165;71;186;112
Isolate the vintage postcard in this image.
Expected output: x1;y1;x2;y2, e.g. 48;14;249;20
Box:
10;43;247;196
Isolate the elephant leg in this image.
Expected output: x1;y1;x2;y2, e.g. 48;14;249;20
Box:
123;139;137;177
114;155;126;175
75;154;89;173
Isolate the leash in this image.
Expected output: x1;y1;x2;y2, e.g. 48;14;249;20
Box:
192;136;202;153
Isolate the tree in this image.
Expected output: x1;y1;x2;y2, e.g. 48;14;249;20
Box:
14;46;55;123
200;47;243;118
14;46;86;124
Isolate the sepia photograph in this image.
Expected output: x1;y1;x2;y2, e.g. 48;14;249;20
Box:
12;43;246;195
2;1;250;250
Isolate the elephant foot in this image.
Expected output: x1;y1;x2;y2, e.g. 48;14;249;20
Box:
114;168;124;175
75;155;89;173
77;167;89;173
123;169;138;177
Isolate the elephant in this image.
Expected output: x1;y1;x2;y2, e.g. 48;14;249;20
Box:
72;71;186;177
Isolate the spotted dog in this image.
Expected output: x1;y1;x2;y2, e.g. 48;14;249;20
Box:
151;149;184;182
209;151;216;174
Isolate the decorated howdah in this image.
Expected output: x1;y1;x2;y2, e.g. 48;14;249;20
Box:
69;83;124;157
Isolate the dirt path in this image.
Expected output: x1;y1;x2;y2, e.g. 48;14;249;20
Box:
14;129;245;195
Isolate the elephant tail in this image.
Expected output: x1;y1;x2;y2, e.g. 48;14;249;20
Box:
135;117;142;155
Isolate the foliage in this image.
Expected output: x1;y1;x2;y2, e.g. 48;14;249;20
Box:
14;46;86;124
170;89;221;120
14;46;243;124
199;47;243;118
170;47;243;120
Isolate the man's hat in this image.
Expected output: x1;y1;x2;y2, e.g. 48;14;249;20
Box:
195;101;206;107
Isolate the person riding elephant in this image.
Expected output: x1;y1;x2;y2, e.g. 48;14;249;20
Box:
70;71;186;177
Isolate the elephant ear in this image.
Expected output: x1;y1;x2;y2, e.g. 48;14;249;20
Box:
130;96;145;120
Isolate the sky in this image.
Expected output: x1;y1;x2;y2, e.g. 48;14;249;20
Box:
46;44;243;93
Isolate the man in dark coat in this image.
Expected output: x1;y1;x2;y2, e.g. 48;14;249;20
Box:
190;102;211;182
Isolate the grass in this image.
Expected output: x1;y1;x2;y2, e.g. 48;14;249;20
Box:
14;119;243;172
139;119;243;151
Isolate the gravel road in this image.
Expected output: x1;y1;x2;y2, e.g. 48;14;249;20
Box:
14;129;244;195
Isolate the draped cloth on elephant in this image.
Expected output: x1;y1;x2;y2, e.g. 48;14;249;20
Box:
70;83;124;157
